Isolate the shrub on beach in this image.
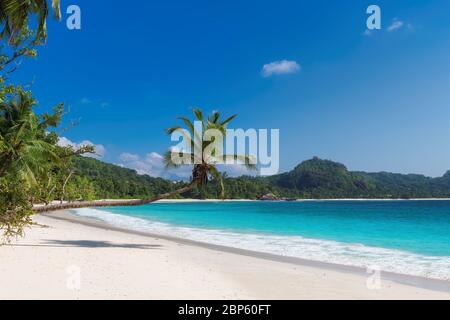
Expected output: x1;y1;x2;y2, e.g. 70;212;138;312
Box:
0;177;33;241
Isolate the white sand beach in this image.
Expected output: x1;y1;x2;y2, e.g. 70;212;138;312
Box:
0;213;449;300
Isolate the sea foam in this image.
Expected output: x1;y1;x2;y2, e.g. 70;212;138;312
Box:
72;207;450;281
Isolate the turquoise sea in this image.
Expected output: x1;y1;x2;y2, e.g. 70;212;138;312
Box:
72;200;450;280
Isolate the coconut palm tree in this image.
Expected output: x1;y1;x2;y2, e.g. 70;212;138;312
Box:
0;90;59;182
33;109;256;212
0;0;61;42
164;108;255;199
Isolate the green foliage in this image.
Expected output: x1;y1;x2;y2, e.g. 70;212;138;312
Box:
0;0;61;44
267;157;377;198
72;156;450;201
164;108;255;198
0;89;96;240
70;157;273;200
0;89;60;181
0;175;33;241
189;176;275;200
71;156;178;200
0;25;38;90
267;157;450;199
0;0;96;241
0;88;63;239
63;175;96;202
0;1;449;242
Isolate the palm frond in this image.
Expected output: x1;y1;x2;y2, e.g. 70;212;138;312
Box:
205;122;226;135
193;108;204;123
166;126;201;153
164;108;241;198
223;154;257;170
0;88;60;182
177;117;195;136
51;0;61;19
0;0;61;42
221;114;237;126
163;150;196;169
209;111;220;124
177;116;202;143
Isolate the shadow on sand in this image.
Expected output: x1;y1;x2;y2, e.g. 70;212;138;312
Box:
8;240;163;249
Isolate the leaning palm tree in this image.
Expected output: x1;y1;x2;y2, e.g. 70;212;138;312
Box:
34;109;256;212
0;0;61;42
164;108;255;199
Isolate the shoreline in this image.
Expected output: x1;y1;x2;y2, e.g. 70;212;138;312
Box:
33;197;450;211
158;198;450;202
43;210;450;294
1;211;449;299
136;198;450;202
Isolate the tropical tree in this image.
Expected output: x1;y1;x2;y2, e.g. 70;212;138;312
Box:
0;89;59;181
33;109;256;212
0;0;65;240
0;174;33;239
164;108;255;199
0;0;61;43
0;88;61;239
0;87;95;240
0;1;61;97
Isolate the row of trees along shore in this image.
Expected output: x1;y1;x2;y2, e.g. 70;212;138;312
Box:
0;1;249;241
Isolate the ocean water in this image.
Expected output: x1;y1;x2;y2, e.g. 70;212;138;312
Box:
71;201;450;280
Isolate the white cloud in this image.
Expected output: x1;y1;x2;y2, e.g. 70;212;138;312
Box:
119;153;140;162
363;29;373;36
80;97;92;104
58;137;106;159
119;152;192;180
262;60;300;77
81;98;110;108
387;19;404;32
119;151;258;180
146;152;164;161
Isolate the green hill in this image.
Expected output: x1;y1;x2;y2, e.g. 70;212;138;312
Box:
72;156;450;200
267;157;377;198
71;156;181;199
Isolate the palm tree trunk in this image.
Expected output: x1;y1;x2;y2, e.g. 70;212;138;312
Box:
33;181;198;213
60;170;74;204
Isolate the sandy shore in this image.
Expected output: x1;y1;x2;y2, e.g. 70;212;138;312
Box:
33;198;450;209
0;213;449;300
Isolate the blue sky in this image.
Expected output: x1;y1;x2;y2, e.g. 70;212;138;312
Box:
14;0;450;178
